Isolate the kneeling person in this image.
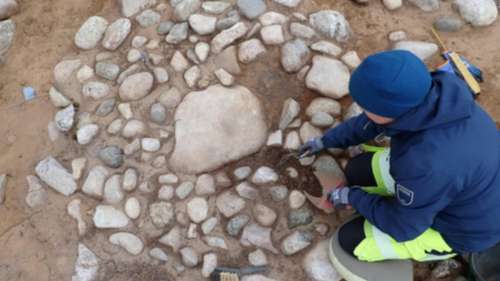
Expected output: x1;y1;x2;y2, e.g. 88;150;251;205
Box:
299;50;500;262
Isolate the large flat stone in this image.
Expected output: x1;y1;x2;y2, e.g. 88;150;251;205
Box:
170;84;267;173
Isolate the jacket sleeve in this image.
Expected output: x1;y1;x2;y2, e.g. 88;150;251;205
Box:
348;171;458;242
321;113;381;149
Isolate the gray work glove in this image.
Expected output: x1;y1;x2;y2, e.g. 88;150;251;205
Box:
297;137;324;158
327;187;352;210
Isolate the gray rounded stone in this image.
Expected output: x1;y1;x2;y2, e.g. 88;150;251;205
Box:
136;9;161;28
150;103;167;124
157;21;174;35
237;0;267;19
288;207;313;229
98;145;124;168
309;10;351;42
226;214;250;236
407;0;439;11
174;0;202;21
434;16;464;32
166;22;189;44
95;98;116;117
281;230;314;255
96;62;120;81
270;185;288;201
311;112;334;127
216;11;240;30
281;38;310;73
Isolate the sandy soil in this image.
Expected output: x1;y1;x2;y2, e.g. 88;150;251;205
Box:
0;0;499;280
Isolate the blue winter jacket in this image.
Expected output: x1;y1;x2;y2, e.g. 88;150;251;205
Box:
321;72;500;253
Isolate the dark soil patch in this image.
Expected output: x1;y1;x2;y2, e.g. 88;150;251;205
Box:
228;147;324;197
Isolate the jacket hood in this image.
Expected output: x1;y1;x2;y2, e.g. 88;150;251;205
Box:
386;72;475;133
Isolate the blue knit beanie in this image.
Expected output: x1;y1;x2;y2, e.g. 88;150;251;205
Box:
349;50;432;118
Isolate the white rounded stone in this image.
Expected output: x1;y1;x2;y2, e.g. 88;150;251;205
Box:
309;10;351;42
388;30;407;42
202;217;218;234
216;191;246;217
93;205;129;228
393;41;438;61
341;51;361;69
189;14;217;35
150;247;168;261
158;185;175;200
184;65;201;88
77;65;94;82
251;166;278;185
127;49;142;63
306;97;341;118
195;42;210;62
234;166;252;180
119;72;154;101
77;124;99;145
82;81;110;100
310;41;342;57
284;131;301;150
153;67;169;83
259;12;287;26
238;38;266;63
104;175;124;204
214;68;234;86
289;190;306;209
102;18;131;50
383;0;402;10
141;138;161;152
122;120;145;139
75;16;109;50
202;253;218;278
260;24;284;45
180;247;199;268
125;197;141;219
187;197;209;223
253;204;277;226
249;249;268;266
454;0;498;27
49;87;71;108
306;56;350;99
122;168;138;191
195;174;216;195
109;232;144;255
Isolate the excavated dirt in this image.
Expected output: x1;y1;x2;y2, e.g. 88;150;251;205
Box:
1;0;499;281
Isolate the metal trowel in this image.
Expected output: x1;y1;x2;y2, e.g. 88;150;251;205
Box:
276;150;302;168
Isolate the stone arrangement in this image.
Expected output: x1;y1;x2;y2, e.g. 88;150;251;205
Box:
19;0;498;280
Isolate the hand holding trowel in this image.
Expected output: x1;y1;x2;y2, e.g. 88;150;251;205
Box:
280;138;352;213
304;170;352;214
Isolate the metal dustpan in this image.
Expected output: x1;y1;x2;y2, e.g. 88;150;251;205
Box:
304;170;345;214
